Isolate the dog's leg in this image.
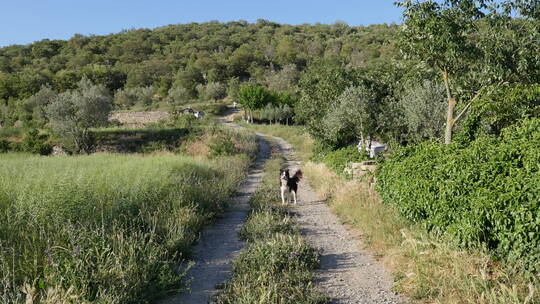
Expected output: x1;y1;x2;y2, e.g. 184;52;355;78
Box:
281;188;286;205
292;190;297;204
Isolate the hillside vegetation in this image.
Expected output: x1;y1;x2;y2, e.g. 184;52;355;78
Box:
0;21;397;125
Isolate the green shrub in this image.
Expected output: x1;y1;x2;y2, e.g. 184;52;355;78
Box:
140;140;169;153
0;126;24;138
208;134;235;157
21;129;52;155
0;138;9;153
378;118;540;272
456;84;540;145
313;145;369;176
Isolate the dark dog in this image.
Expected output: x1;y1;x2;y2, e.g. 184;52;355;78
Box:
279;169;303;204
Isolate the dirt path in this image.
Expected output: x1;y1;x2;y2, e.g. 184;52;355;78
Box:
222;109;404;303
269;135;404;304
159;135;270;304
162;109;404;303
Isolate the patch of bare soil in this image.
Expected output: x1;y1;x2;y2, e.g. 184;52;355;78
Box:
109;111;169;128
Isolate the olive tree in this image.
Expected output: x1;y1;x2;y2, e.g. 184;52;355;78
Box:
297;60;356;141
114;86;155;109
22;85;57;125
167;86;191;105
46;77;112;153
397;0;540;144
321;85;381;148
264;64;299;93
400;80;447;143
197;82;226;102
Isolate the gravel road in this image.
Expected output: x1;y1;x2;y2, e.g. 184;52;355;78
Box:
160;110;405;303
269;134;405;304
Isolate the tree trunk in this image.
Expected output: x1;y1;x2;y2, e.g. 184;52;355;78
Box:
445;97;456;144
442;69;455;145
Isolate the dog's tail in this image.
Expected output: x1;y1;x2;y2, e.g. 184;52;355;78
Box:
292;170;303;181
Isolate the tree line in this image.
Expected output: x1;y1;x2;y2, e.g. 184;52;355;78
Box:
0;20;397;126
1;0;539;154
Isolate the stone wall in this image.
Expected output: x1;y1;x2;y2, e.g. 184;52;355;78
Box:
344;161;378;180
109;111;170;128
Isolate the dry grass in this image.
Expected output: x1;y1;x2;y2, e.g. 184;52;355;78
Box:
238;122;315;160
302;162;341;200
183;140;211;157
310;162;539;304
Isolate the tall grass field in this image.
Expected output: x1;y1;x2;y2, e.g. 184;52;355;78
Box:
0;150;251;303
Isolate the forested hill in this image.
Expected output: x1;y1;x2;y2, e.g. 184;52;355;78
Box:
0;21;397;102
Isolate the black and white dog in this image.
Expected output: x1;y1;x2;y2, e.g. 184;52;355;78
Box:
280;169;303;205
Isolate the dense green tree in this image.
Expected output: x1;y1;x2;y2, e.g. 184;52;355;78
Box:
173;66;204;99
228;45;255;79
397;0;484;144
46;77;112;152
296;60;357;142
456;84;540;144
227;77;240;100
82;65;126;92
53;70;80;92
238;85;273;122
397;0;540;144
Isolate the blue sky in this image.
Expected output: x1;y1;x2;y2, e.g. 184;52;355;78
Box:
0;1;403;47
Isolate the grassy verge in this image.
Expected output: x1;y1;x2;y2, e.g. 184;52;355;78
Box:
237;121;314;161
214;144;328;304
240;122;539;304
0;126;24;138
0;125;256;303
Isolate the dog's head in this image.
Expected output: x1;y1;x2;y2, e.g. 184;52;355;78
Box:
280;169;290;180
